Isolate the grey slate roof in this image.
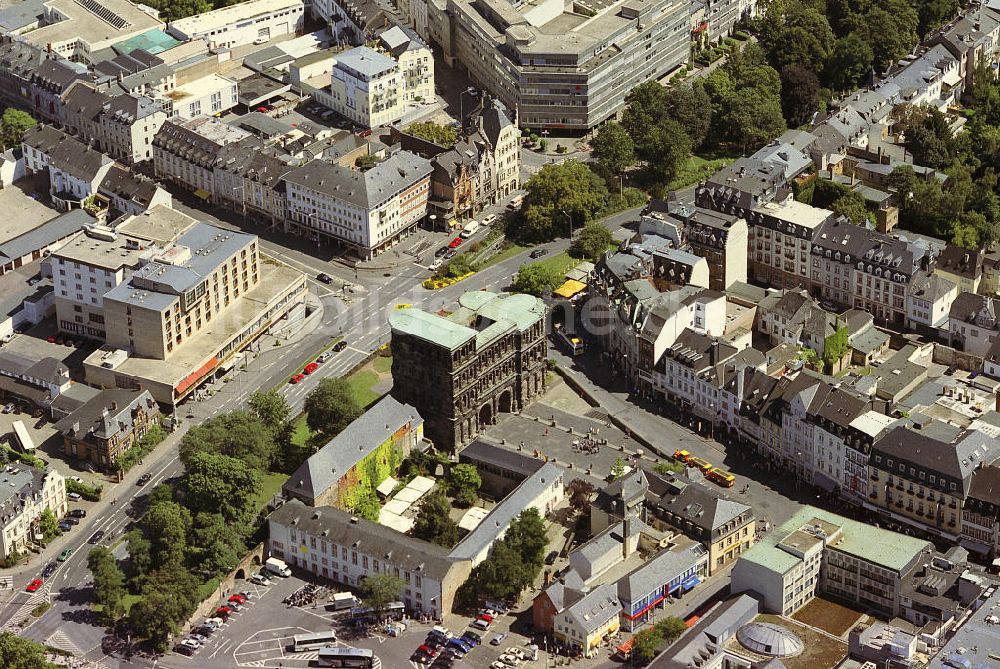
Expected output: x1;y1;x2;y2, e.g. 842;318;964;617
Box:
0;209;90;263
0;465;55;525
562;582;621;634
55;388;156;442
282;151;432;209
650;474;752;540
333;46;398;80
284;395;422;503
22;124;113;182
458;440;544;479
99;165;162;209
617;545;705;603
648;594;760;669
270;498;457;582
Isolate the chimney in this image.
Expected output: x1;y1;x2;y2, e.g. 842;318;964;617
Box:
622;516;632;560
110;401;118;411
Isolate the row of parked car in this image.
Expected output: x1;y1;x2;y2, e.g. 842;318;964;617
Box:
176;591;254;656
413;625;483;667
289;341;347;384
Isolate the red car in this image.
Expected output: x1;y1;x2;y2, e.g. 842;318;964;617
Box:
418;645;437;658
214;606;231;619
26;579;42;592
228;594;247;605
289;374;305;384
449;237;463;249
303;362;319;375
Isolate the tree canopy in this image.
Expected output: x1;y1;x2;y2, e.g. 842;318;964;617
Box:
570;223;615;262
0;109;35;150
360;574;405;613
519;161;610;241
446;464;481;508
591;122;635;176
180;411;277;471
304;377;363;442
412;491;460;548
0;633;55;669
406;122;458;147
88;547;126;625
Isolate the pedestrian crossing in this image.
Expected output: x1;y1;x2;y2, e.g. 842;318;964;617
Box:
0;590;47;632
44;630;83;655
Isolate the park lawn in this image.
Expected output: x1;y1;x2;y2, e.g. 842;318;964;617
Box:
531;251;580;277
93;593;142;616
666;155;734;191
373;355;392;374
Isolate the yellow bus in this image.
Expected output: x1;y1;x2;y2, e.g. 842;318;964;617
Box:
708;468;735;488
687;456;713;474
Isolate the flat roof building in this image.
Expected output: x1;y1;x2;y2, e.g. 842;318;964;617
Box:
167;0;305;49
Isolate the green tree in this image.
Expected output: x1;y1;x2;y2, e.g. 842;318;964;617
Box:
570;223;615;262
567;478;594;514
128;563;199;651
502;508;547;568
906;106;955;169
591;122;635;176
512;262;561;296
412;491;459;547
0;109;36;150
180;411;277;471
248;389;290;435
915;0;958;37
823;323;849;371
0;632;55;669
655;616;688;642
406;121;458;147
641;119;692;184
182;450;262;528
142;500;191;568
304;377;363;441
663;85;712;150
862;3;919;72
826;33;875;92
88;547;126;625
189;512;245;576
38;508;60;542
140;0;211;21
359;573;405;613
831;192;871;227
621;81;668;149
725;94;786;153
632;627;663;663
124;530;152;593
446;464;481;508
611;457;626;480
456;541;532;607
780;65;820;127
520;161;609;241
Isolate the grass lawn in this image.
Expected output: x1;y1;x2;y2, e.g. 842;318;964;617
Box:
373;356;392;374
346;369;381;408
290;414;312;448
93;593;142;616
666;155;734;192
756;615;848;669
250;471;289;512
792;598;865;637
531;251;580;277
474;243;530;270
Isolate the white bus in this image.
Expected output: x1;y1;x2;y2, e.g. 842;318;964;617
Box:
291;631;338;652
316;647;374;668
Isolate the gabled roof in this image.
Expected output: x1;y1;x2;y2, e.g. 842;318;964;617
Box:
282;151;432;209
22;124;113;182
283;395;421;503
55;388;156;443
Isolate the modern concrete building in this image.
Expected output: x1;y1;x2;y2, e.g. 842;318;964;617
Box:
731;506;933;618
377;26;434;104
55;388;158;469
0;465;66;560
313;46;404;128
282;150;432;259
167;0;306;49
431;0;690;130
389;291;546;450
284;396;423;507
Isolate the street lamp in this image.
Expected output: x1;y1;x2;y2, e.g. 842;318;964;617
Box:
561;207;572;238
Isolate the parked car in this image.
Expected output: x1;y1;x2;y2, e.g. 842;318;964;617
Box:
57;548;73;562
317;273;333;284
317;350;332;362
180;638;200;650
214;606;232;619
448;237;463;249
228;594;247;605
429;257;444;271
463;631;482;644
482;213;497;226
67;492;82;502
175;643;195;656
289;374;305;384
137;473;152;486
332;340;348;352
69;509;86;519
58;521;74;532
435;246;450;258
545;550;558;565
203;617;224;629
249;572;271;586
26;579;42;592
490;633;506;646
88;530;104;544
472;617;491;630
418;644;438;658
189;633;209;644
303;362;319;375
529;248;548;259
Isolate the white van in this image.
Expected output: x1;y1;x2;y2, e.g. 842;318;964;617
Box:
460;220;480;238
265;557;291;577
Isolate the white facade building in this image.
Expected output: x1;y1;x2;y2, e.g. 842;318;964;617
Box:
313;46;405;129
167;74;239;120
0;467;66;560
167;0;306;49
21;125;115;212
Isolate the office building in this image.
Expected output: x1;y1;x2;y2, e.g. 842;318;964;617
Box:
313;46;405;128
167;0;306;49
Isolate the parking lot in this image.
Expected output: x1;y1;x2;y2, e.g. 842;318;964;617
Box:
168;571;545;669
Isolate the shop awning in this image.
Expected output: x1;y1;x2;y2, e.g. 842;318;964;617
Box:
194;189;211;200
616;637;634;655
681;574;701;590
554;279;587;299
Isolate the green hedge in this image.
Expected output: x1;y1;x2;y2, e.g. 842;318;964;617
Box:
67;478;102;502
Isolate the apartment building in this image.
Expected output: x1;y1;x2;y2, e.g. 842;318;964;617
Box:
732;506;933;617
167;0;305;49
213;138;290;225
962;464;1000;556
55;388;158;469
61;83;168;165
153;116;253;202
21;124;115;211
388;291;547;450
314;46;404;129
423;0;690;129
283;151;432;259
906;271;958;331
650;248;710;290
843;410;895;503
377;26;434;104
948;292;1000;357
167;73;239;120
748;198;832;290
678;206;748;291
0;466;66;560
868;421;998;540
269;499;466;617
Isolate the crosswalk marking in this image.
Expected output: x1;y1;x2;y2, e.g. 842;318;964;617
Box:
44;630;83;656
